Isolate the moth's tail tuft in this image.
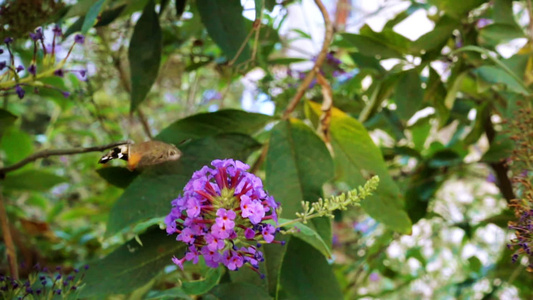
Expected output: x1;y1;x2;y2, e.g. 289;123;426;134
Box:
99;146;129;164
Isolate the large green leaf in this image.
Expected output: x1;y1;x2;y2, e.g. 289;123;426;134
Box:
0;109;17;136
278;237;343;300
275;218;331;259
473;65;530;95
196;0;251;64
80;228;185;297
129;0;162;111
339;33;403;59
3;170;66;191
105;134;260;237
478;23;525;47
265;119;334;244
263;234;289;297
412;15;458;53
96;167;139;189
394;69;424;120
308;102;412;234
156;109;272;145
209;282;271;300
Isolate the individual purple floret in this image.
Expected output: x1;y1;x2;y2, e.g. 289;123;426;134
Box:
165;159;281;277
74;34;85;45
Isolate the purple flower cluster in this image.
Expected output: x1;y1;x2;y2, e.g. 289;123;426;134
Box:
0;26;86;100
508;207;533;270
165;159;281;277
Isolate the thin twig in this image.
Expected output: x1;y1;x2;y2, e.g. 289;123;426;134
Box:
136;108;153;139
0;141;131;176
0;190;18;279
282;0;334;119
316;72;333;144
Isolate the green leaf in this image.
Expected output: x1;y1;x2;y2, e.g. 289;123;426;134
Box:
129;0;162;111
95;4;127;27
196;0;251;64
182;268;223;295
308;102;412;234
145;287;191;299
405;163;441;224
473;65;530;95
412;15;458;53
265;119;334;243
209;282;271;300
0;127;33;164
105;134;260;237
339;33;403;59
394;69;424;120
157;109;272;145
428;0;487;18
3;170;66;191
80;228;185;297
276;218;332;259
481;134;514;163
279;237;343;300
263;234;289;297
96;167;139;188
81;0;106;33
479;23;525;47
493;0;516;25
0;108;17;136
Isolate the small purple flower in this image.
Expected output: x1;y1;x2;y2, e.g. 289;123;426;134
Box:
30;28;43;41
4;37;13;44
52;25;62;36
16;65;24;73
15;85;25;99
74;34;85;45
165;159;279;276
28;64;36;75
0;49;3;54
62;91;70;98
369;272;380;282
0;61;6;71
54;69;64;77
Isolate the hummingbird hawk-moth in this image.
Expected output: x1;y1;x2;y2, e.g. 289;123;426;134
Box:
98;140;182;171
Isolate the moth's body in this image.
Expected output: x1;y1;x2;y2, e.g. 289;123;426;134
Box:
99;140;182;171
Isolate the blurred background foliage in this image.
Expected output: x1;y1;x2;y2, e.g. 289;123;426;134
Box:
0;0;533;298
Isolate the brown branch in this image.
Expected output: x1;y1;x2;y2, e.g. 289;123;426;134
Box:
250;142;269;174
0;190;18;279
136;108;153;139
282;0;334;119
484;114;515;203
527;0;533;41
316;72;333;143
0;141;131;176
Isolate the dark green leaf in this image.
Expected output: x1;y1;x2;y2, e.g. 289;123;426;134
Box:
394;69;424;120
105;134;260;237
412;15;457;53
3;170;66;191
339;33;403;59
209;282;271;300
145;287;191;299
0;108;17;136
428;0;487;18
349;52;385;73
493;0;516;25
308;102;412;234
267;57;308;65
80;228;185;297
196;0;251;64
129;0;162;111
463;102;490;145
64;16;84;37
263;234;289;297
96;167;139;188
279;237;343;300
405;163;441;224
265;119;334;243
95;4;127;27
82;0;106;33
428;149;462;168
157;109;271;145
182;268;223;295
